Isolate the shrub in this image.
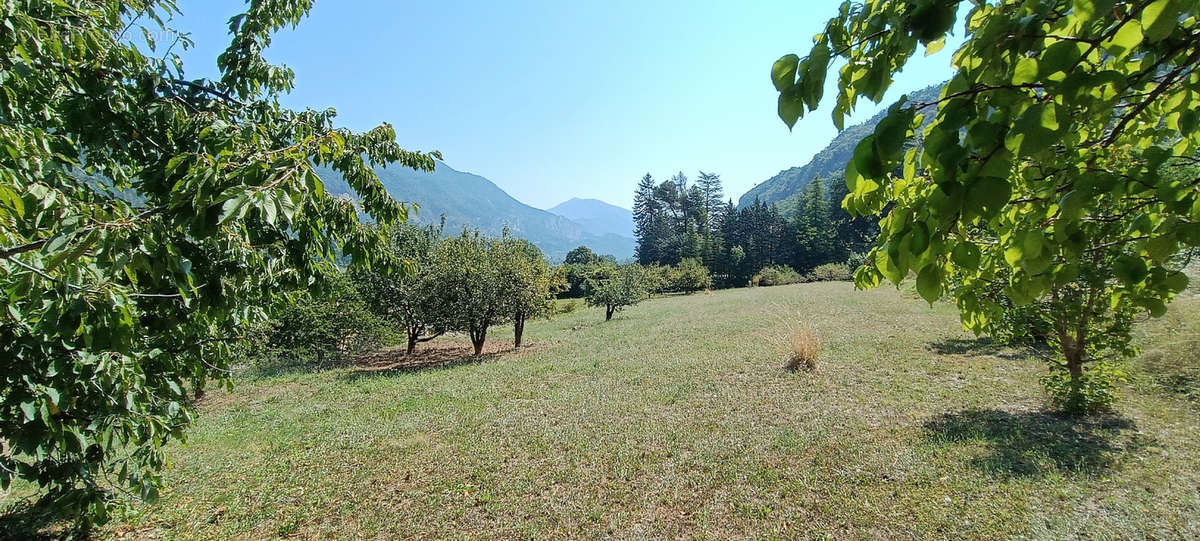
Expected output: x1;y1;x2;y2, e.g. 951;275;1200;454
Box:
807;263;852;282
755;265;804;286
552;298;583;316
785;324;823;372
1041;360;1127;414
672;258;713;293
266;272;394;366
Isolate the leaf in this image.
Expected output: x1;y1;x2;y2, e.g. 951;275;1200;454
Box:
925;37;945;56
778;86;805;129
1012;56;1038;85
916;264;941;303
964;177;1011;219
1102;19;1144;60
20;401;36;423
1164;271;1189;293
1140;0;1181;42
218;193;250;225
952;242;980;270
875;248;904;285
771;54;800;92
1114;254;1149;286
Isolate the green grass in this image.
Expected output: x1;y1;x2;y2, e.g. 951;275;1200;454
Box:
11;283;1200;538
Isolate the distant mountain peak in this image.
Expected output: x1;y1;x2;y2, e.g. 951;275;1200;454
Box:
547;197;635;240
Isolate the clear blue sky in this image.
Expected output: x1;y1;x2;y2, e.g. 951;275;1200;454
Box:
172;1;961;210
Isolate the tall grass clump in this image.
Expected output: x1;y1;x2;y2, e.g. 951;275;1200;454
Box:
770;312;823;372
786;324;824;371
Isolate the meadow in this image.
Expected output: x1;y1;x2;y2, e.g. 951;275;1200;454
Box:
53;282;1197;539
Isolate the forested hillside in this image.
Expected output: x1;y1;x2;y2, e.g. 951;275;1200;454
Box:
738;83;942;208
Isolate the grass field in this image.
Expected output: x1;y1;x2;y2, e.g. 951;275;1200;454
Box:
8;282;1200;539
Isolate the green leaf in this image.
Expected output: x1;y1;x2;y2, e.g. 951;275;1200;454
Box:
771;54;800;92
1102;19;1144;60
952;242;980;270
964;177;1011;219
875;248;904;285
1164;271;1189;293
925;37;945;56
1012;56;1038;85
1114;254;1149;286
778;86;805;129
1140;0;1181;42
20;401;36;423
916;264;941;303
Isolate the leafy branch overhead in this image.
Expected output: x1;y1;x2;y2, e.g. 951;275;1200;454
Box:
772;0;1199;412
0;0;437;525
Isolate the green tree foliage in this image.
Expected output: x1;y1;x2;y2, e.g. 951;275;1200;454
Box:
772;0;1200;412
671;257;713;293
587;264;649;321
633;172;711;266
353;223;445;354
497;236;554;348
266;270;393;365
0;0;438;523
718;199;796;286
791;176;838;272
428;231;508;355
564;245;601;265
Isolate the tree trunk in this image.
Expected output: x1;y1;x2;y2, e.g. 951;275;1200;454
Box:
605;305;615;321
514;313;525;348
407;334;417;354
472;326;488;355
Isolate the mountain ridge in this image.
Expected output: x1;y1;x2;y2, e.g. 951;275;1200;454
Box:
737;83;944;208
317;161;635;262
546;197;635;240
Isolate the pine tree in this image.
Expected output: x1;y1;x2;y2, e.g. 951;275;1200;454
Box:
792;177;837;272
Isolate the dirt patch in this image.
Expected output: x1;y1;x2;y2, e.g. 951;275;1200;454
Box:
349;339;547;374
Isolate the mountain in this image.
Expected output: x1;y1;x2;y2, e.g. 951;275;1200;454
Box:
737;83;944;208
318;161;634;262
546;198;635;239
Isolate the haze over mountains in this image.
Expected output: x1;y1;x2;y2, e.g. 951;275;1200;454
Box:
318;161;635;262
316;85;945;262
546;198;635;239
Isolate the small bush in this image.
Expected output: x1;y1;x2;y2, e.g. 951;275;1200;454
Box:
552;298;582;316
755;265;804;286
1041;360;1127;414
265;272;393;367
807;263;852;282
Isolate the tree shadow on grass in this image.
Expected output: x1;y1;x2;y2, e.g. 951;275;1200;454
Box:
923;409;1151;478
336;343;504;382
927;336;1009;356
926;337;1031;360
0;499;67;540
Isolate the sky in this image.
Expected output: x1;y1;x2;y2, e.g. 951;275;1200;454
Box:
171;0;962;210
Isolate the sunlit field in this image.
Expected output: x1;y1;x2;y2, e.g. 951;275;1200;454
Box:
63;283;1199;539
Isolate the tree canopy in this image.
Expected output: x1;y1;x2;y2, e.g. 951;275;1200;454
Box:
0;0;437;523
771;0;1200;411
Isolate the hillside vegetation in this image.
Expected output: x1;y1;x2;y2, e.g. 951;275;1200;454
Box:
48;284;1197;539
737;84;941;209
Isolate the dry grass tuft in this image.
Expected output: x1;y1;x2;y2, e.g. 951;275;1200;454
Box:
785;324;823;371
